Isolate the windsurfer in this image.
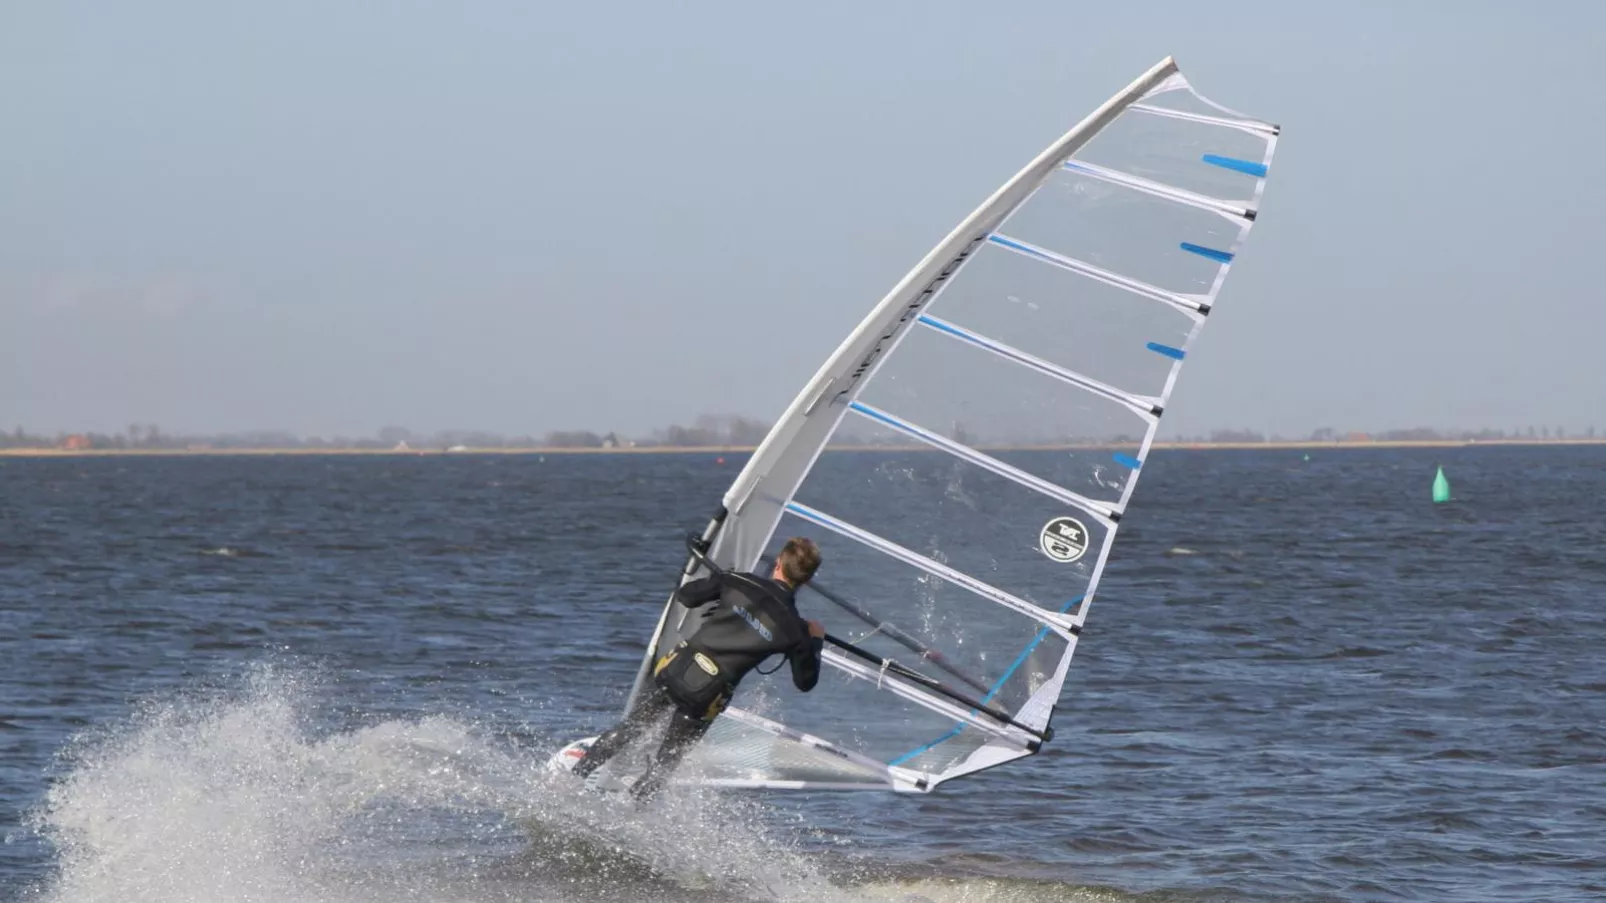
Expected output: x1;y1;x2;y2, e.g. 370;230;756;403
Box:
571;537;827;800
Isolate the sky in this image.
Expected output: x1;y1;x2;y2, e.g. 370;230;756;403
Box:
3;1;1603;440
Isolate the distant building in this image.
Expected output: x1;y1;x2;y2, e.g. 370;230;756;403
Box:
61;434;91;450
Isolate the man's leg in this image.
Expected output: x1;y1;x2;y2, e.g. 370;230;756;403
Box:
628;696;724;801
571;686;674;780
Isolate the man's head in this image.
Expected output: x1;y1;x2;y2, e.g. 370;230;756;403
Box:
771;537;821;587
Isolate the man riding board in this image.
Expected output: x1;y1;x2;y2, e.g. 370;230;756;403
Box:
570;536;826;800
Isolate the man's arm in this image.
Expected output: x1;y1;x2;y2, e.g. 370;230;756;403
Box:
673;573;724;608
789;620;826;692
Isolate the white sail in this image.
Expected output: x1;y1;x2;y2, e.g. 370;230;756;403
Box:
621;57;1280;792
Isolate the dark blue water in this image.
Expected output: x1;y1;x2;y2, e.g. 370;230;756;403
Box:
3;447;1603;902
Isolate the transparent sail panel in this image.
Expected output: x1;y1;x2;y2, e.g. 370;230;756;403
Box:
1084;83;1275;203
588;702;902;789
764;509;1073;712
680;719;891;786
732;520;1058;778
795;427;1100;623
854;324;1150;503
891;720;994;776
1002;166;1244;296
719;555;1002;764
919;240;1197;399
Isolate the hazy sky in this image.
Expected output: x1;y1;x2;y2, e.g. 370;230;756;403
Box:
3;1;1602;439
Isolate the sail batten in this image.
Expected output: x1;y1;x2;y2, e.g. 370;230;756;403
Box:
846;401;1121;523
985;233;1211;315
1061;159;1255;220
609;57;1278;793
916;313;1163;418
1129;102;1278;134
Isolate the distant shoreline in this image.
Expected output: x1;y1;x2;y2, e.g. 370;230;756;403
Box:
4;438;1605;458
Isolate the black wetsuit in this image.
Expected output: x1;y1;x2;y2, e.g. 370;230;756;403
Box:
572;570;823;799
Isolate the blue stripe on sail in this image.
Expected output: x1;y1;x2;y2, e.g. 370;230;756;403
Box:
786;500;828;525
1202;154;1269;178
849;400;896;429
888;594;1086;768
916;313;967;340
1181;242;1234;263
1113;452;1142;470
887;725;965;767
987;233;1045;259
1146;341;1186;360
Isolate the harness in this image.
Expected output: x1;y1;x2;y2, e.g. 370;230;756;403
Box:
652;640;732;722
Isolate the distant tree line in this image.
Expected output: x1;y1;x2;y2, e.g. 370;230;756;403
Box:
0;415;778;451
4;420;1601;451
1163;425;1601;443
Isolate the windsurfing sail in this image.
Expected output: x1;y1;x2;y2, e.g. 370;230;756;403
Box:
617;57;1280;792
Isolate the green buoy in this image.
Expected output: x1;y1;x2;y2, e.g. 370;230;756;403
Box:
1432;466;1451;503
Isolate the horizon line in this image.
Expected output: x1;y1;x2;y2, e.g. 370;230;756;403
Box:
6;437;1606;459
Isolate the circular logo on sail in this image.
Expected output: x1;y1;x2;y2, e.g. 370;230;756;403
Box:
1039;516;1088;563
